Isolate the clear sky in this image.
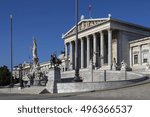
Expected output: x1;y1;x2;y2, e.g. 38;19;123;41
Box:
0;0;150;69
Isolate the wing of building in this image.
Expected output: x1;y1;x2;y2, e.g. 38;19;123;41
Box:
62;17;150;71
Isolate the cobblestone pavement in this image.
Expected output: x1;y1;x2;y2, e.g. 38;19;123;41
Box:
0;82;150;100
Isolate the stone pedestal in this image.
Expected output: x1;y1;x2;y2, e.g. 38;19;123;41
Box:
69;63;73;70
46;67;61;93
120;70;127;80
145;63;150;71
112;64;117;71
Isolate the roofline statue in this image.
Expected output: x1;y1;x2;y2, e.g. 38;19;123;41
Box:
32;37;38;65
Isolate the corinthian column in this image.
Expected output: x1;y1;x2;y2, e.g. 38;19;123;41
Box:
108;29;112;69
100;31;104;66
65;43;68;71
70;42;73;70
87;36;90;67
81;38;84;68
93;34;97;68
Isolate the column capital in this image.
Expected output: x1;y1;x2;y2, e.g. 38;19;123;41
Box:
92;33;96;38
99;30;103;34
107;28;112;32
80;37;84;41
86;35;90;39
65;42;69;45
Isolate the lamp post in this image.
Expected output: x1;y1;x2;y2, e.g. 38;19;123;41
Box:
10;14;13;87
73;0;82;82
19;64;23;89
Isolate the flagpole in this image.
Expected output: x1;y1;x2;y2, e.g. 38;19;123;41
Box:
88;4;92;19
10;14;13;87
74;0;82;82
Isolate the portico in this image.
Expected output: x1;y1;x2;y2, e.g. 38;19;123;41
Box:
64;29;114;70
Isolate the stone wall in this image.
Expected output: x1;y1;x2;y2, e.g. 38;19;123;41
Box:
61;69;145;82
57;76;148;93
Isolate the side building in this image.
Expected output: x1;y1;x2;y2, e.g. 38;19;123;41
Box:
129;36;150;71
13;61;51;79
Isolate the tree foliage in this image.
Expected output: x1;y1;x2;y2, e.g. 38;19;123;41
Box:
0;66;11;86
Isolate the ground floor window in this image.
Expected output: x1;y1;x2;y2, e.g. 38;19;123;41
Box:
134;55;138;64
143;53;148;63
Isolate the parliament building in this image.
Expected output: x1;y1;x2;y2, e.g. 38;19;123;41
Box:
13;16;150;81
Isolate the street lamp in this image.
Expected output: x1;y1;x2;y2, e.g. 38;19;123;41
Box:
73;0;82;82
10;14;13;87
19;64;23;89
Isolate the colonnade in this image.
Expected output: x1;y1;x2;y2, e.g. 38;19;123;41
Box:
64;29;113;71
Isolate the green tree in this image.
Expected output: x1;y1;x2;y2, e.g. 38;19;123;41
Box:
0;66;11;86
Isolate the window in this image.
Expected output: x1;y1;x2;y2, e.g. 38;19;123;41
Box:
134;55;138;64
143;53;148;63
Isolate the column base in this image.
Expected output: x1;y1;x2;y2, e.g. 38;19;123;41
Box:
72;77;83;82
99;65;111;70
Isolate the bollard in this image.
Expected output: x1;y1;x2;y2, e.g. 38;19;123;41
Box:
104;70;106;82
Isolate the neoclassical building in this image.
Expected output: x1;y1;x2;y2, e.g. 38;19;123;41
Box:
13;61;51;79
62;17;150;70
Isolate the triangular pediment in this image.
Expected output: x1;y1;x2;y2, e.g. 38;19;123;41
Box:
63;18;109;38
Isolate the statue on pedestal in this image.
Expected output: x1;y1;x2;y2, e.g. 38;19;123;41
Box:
121;60;127;70
22;37;47;87
112;58;117;70
50;53;62;68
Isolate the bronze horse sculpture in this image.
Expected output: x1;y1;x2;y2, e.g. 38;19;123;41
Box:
50;54;62;68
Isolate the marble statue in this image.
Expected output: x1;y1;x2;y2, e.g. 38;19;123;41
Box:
22;37;47;87
32;38;37;59
121;60;127;70
112;58;117;70
32;38;39;66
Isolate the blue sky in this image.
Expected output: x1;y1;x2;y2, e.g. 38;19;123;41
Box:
0;0;150;68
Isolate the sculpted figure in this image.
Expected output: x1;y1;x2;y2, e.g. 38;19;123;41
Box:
112;58;117;70
32;38;37;59
121;60;127;70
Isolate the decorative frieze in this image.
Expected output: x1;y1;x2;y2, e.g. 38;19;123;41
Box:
66;19;108;37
